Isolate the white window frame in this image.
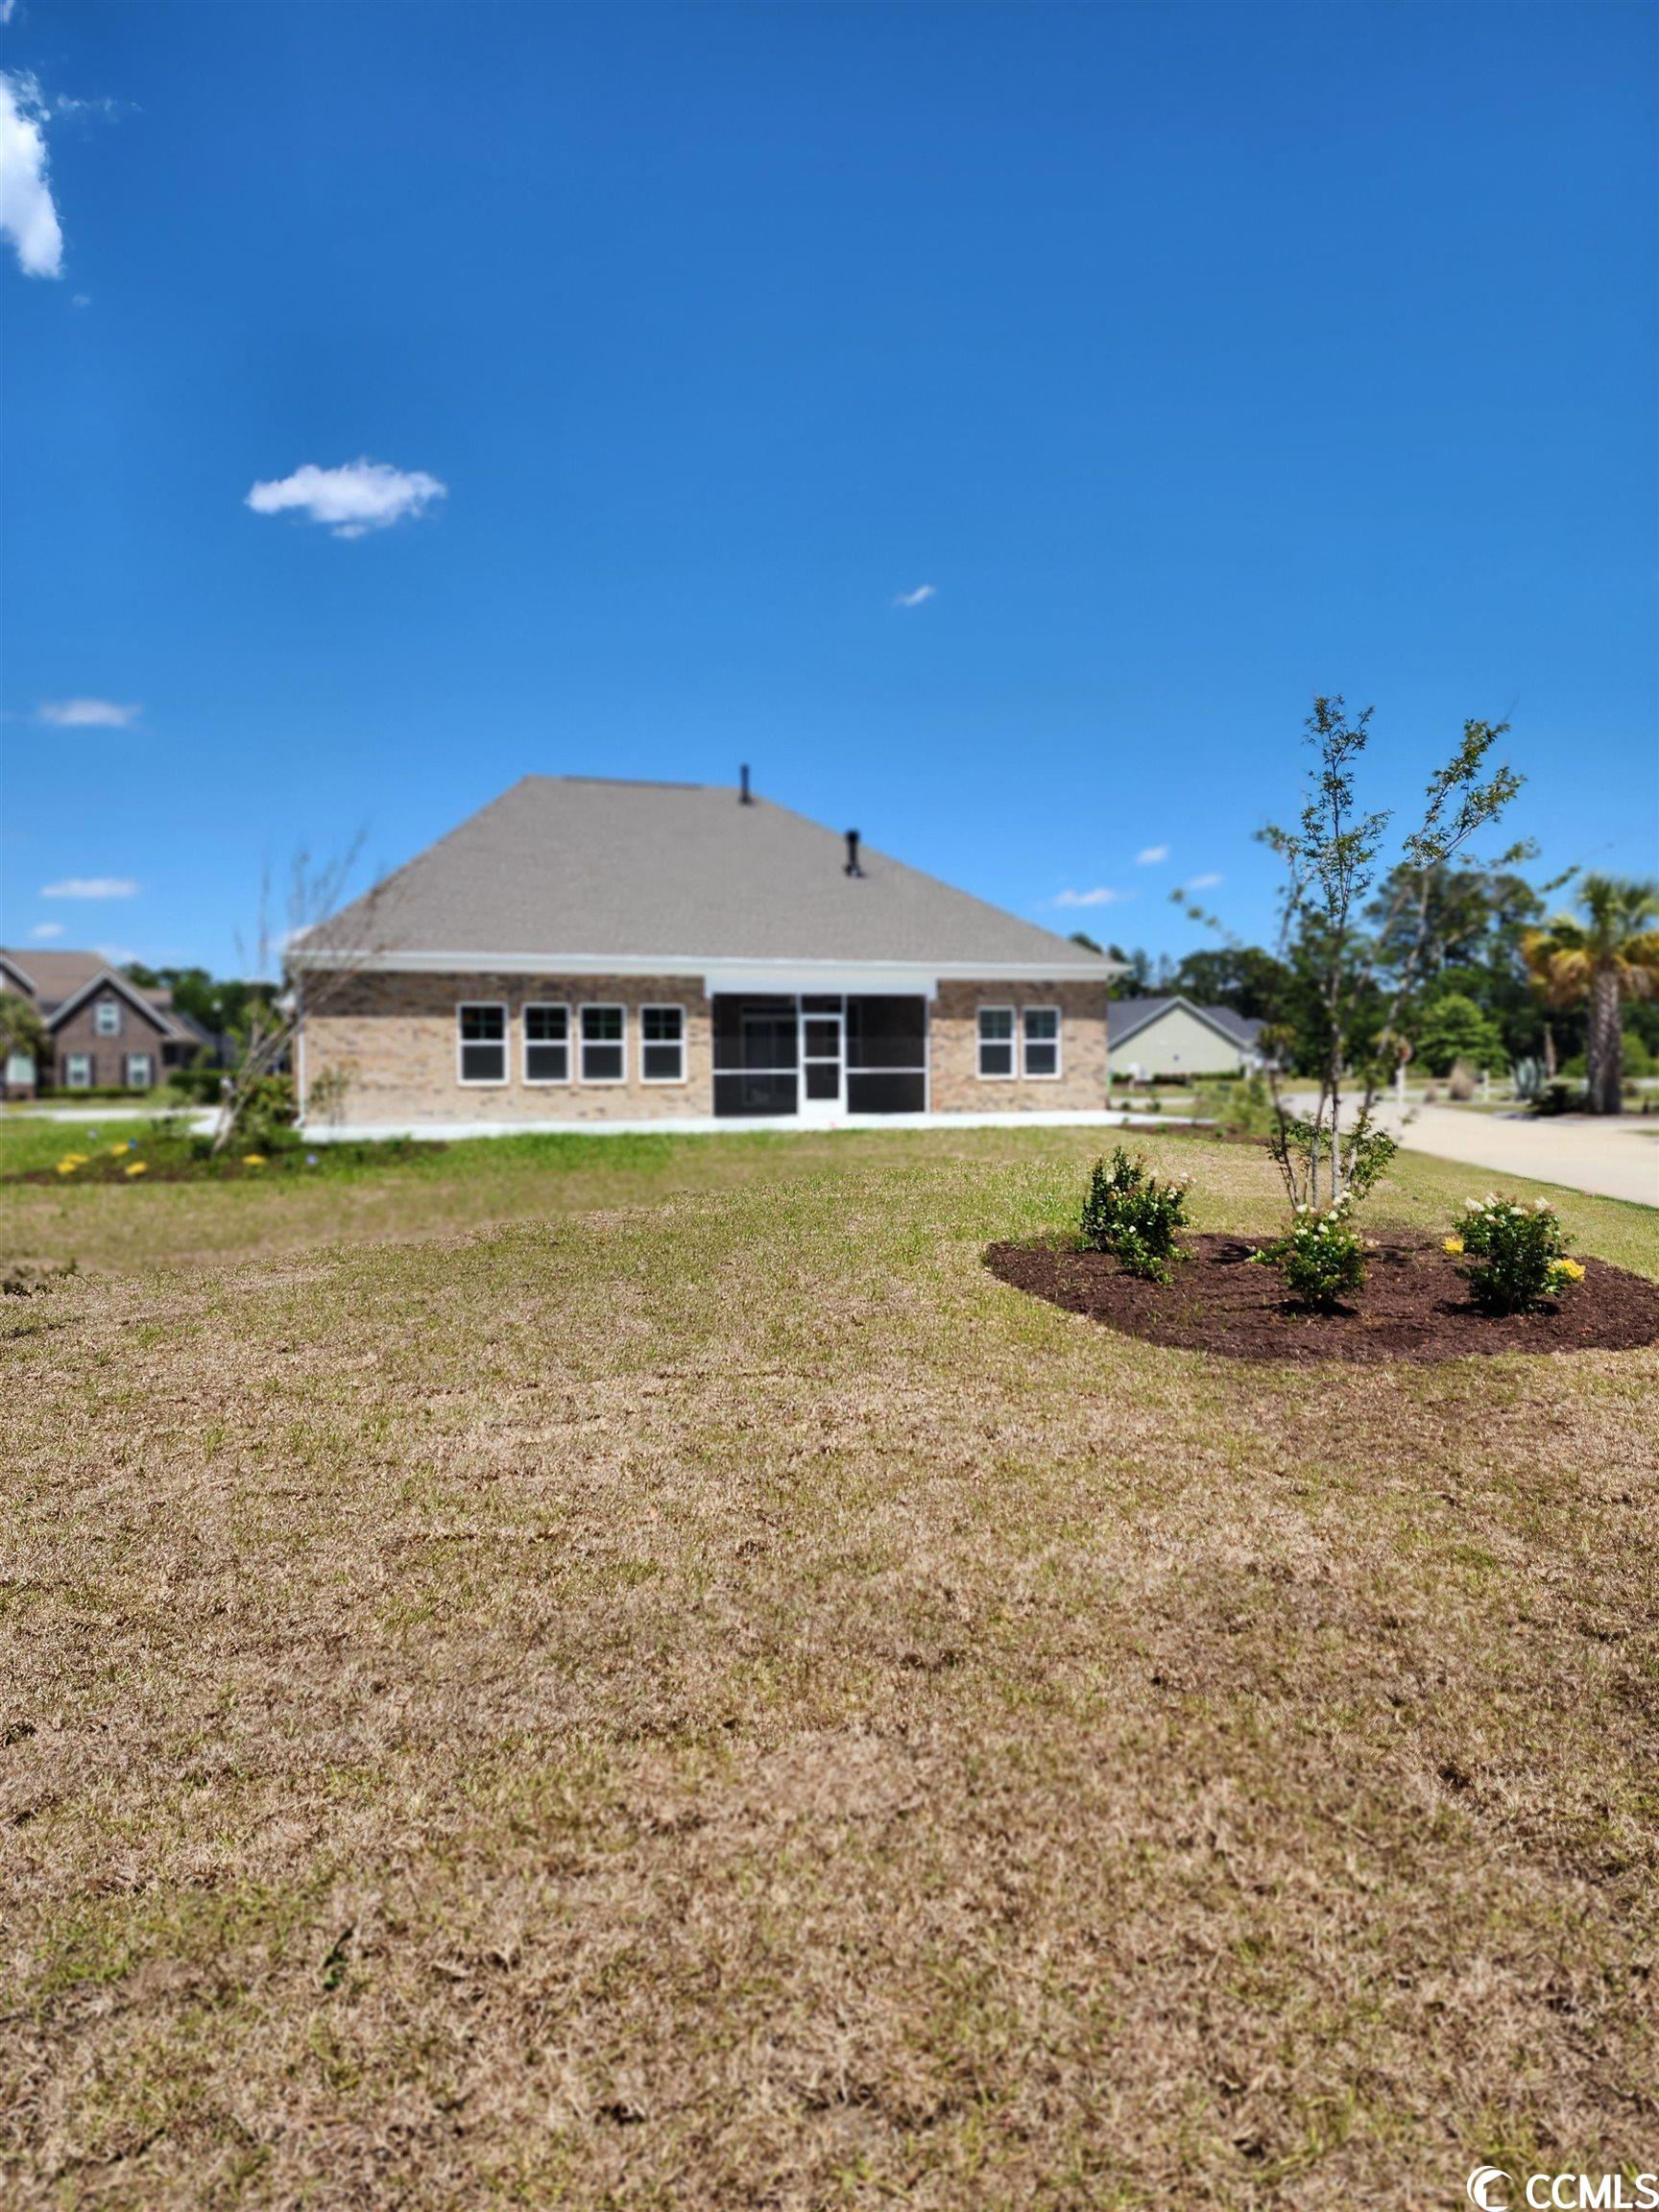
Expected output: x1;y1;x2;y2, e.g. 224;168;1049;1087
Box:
1022;1006;1063;1080
522;1001;571;1086
639;1003;686;1085
579;1002;628;1085
456;1001;510;1087
94;998;122;1037
125;1051;155;1090
64;1053;93;1090
976;1005;1017;1080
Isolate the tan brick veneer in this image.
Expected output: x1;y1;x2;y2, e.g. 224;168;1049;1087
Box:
301;971;1112;1126
301;972;714;1125
929;978;1111;1113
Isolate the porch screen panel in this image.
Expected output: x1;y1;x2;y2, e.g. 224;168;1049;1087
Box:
713;996;799;1118
845;997;926;1114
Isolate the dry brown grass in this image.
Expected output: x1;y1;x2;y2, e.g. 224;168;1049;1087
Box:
3;1131;1657;2206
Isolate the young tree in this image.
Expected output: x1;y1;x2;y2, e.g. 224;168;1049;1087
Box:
1410;989;1507;1078
1524;876;1659;1114
0;992;49;1099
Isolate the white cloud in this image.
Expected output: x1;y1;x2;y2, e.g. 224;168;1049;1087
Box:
95;942;136;965
1053;886;1135;909
0;71;63;277
246;458;446;540
0;3;18;27
1135;844;1169;866
1188;871;1224;890
38;697;140;728
27;920;62;940
40;876;139;899
891;584;935;609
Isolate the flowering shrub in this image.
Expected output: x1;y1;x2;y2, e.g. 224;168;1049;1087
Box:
1079;1148;1192;1283
1250;1197;1369;1310
1449;1194;1584;1314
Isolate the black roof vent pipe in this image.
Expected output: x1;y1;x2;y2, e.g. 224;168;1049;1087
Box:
738;763;754;805
844;829;864;878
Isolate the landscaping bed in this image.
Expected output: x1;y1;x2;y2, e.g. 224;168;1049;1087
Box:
987;1230;1659;1362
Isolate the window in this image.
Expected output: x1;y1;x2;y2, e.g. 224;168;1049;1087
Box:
64;1053;92;1090
977;1006;1015;1078
580;1004;625;1083
640;1005;685;1083
94;998;121;1037
523;1003;569;1084
1022;1007;1061;1079
457;1002;507;1084
125;1052;154;1090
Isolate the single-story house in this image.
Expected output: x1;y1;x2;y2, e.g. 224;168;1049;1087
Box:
1106;995;1265;1081
0;949;212;1097
292;774;1121;1132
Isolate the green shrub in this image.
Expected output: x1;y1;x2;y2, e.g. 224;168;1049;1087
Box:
1079;1148;1191;1283
1444;1194;1583;1314
1250;1198;1368;1310
1192;1072;1278;1140
228;1072;298;1153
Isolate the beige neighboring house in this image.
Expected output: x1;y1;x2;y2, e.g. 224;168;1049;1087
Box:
1106;995;1266;1081
0;948;208;1097
292;774;1120;1133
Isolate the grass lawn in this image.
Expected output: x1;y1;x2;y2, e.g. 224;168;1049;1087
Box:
3;1127;1657;2206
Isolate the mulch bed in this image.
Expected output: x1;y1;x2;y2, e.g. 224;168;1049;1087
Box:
986;1232;1659;1364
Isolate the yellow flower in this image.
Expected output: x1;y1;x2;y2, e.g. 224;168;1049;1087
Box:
1442;1236;1464;1255
1553;1258;1585;1283
124;1161;148;1178
241;1153;267;1166
55;1158;81;1175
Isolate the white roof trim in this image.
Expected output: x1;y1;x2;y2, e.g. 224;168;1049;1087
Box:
291;948;1121;983
44;967;186;1039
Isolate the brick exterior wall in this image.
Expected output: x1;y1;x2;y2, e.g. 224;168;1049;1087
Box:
301;972;715;1125
929;978;1111;1113
301;970;1111;1126
50;990;175;1091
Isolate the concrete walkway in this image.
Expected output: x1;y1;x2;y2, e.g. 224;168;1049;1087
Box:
1366;1100;1659;1209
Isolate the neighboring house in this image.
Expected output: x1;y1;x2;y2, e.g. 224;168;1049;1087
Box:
1106;995;1266;1080
293;774;1120;1131
0;949;208;1096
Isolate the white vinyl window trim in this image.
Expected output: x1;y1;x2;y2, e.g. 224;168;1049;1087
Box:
639;1003;686;1084
126;1052;155;1089
522;1001;571;1085
456;1001;510;1086
579;1003;628;1085
976;1005;1017;1080
1022;1006;1063;1080
94;998;122;1037
64;1054;93;1090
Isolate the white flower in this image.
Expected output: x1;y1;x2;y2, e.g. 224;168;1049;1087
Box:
1464;1198;1482;1213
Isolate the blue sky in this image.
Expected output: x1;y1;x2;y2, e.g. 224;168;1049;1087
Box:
2;0;1653;976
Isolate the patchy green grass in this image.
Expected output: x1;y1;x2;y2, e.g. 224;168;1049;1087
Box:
2;1131;1657;2206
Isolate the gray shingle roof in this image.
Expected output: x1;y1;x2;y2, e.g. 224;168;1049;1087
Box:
304;777;1114;973
1108;995;1264;1049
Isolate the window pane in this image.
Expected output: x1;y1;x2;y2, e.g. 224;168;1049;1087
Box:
978;1009;1013;1041
460;1005;505;1042
582;1007;622;1042
461;1042;506;1082
1023;1043;1058;1076
525;1044;568;1082
979;1042;1014;1077
642;1007;683;1044
642;1044;682;1081
525;1005;567;1043
1023;1009;1058;1042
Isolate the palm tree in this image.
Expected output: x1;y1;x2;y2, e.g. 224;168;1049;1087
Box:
1524;876;1659;1114
0;991;49;1100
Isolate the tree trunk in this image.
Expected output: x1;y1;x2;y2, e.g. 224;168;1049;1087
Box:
1542;1021;1557;1079
1586;968;1623;1115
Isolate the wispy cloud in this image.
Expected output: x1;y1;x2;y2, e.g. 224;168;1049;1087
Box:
0;3;19;27
27;920;63;940
1187;871;1224;890
1135;844;1169;866
891;584;935;609
246;458;446;540
1053;886;1135;909
40;876;139;899
38;697;140;728
0;70;63;277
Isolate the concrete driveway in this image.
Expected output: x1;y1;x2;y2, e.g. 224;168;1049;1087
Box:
1367;1100;1659;1208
